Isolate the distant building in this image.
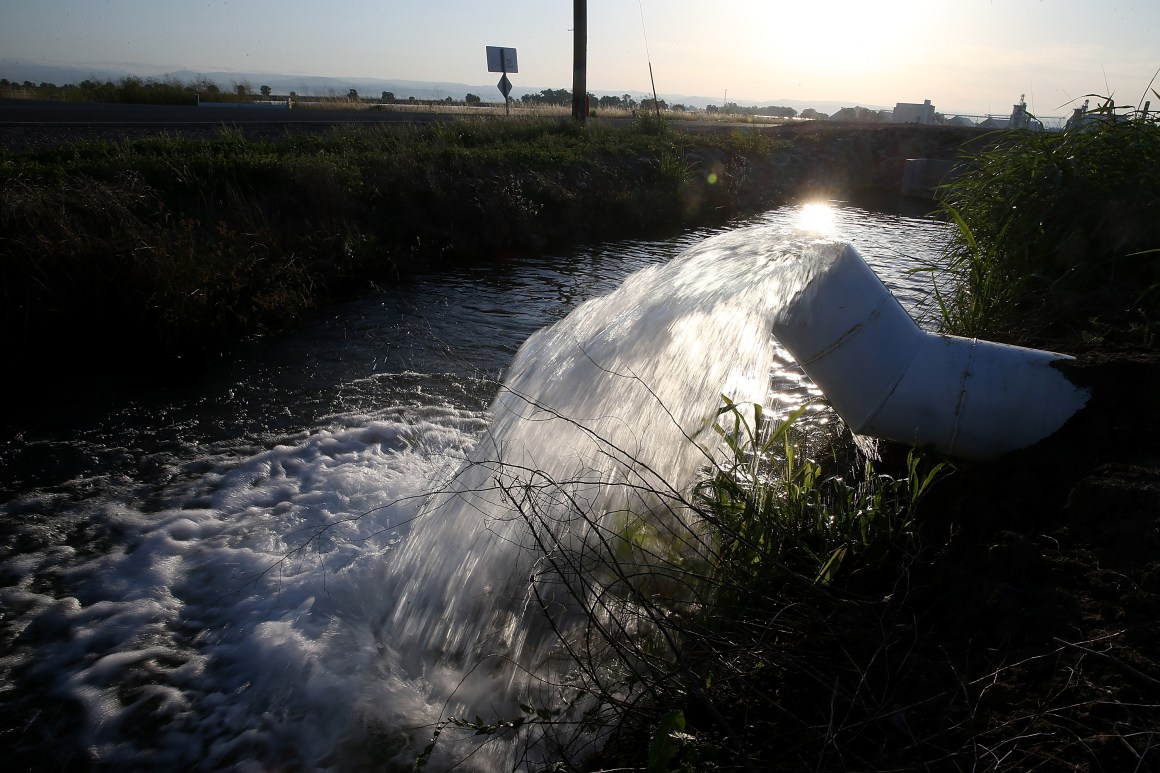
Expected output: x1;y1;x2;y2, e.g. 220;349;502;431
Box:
977;116;1011;130
1009;94;1042;130
893;99;936;125
1065;100;1089;131
978;96;1044;132
829;105;887;123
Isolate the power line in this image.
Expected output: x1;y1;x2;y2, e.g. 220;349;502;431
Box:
637;0;660;117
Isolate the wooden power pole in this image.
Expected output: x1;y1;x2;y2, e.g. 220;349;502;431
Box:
572;0;587;123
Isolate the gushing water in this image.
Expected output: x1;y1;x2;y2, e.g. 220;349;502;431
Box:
0;209;950;772
368;225;847;768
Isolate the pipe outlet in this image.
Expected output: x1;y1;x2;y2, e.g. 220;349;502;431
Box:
772;243;1089;461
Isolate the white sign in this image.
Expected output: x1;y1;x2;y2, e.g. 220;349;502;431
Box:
486;46;518;73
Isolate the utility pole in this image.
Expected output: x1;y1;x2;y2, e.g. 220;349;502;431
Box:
572;0;587;123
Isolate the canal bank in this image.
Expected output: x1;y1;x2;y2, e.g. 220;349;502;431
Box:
0;115;983;396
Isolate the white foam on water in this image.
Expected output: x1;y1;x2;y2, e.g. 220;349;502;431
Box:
3;406;487;770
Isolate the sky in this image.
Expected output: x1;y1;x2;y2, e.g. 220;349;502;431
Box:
1;0;1157;117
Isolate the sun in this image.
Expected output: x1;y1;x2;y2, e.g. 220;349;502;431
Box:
796;202;837;236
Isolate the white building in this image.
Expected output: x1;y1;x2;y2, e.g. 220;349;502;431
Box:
893;99;936;125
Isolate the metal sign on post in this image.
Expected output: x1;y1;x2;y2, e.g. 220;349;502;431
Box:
486;46;517;115
485;46;518;74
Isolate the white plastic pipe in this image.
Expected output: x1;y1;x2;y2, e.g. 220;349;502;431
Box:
771;243;1089;461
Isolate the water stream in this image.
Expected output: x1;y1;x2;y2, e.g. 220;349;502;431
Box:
0;202;951;771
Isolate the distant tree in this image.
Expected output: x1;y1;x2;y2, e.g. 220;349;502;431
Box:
670;103;687;112
260;84;271;98
234;80;252;97
347;88;359;101
191;75;221;99
829;105;884;123
753;105;796;118
706;104;719;114
465;93;481;105
521;88;571;106
381;91;395;102
640;97;668;111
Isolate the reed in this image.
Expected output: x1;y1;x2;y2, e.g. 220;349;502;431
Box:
928;95;1160;347
697;398;947;587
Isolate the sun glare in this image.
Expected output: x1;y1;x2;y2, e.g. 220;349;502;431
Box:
796;202;837;236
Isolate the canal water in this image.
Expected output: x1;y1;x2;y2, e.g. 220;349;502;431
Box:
0;202;951;771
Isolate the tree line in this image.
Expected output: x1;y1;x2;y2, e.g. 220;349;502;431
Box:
3;75;827;117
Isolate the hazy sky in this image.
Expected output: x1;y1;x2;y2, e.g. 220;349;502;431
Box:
2;1;1157;116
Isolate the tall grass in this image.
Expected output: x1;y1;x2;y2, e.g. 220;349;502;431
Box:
928;96;1160;347
427;393;950;770
698;398;947;587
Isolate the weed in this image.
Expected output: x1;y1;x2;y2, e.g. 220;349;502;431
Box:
928;98;1160;346
698;398;948;588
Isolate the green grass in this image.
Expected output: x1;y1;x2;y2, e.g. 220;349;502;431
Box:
924;96;1160;347
698;398;948;588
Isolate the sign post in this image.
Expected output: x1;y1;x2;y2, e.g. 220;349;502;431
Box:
486;46;518;115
